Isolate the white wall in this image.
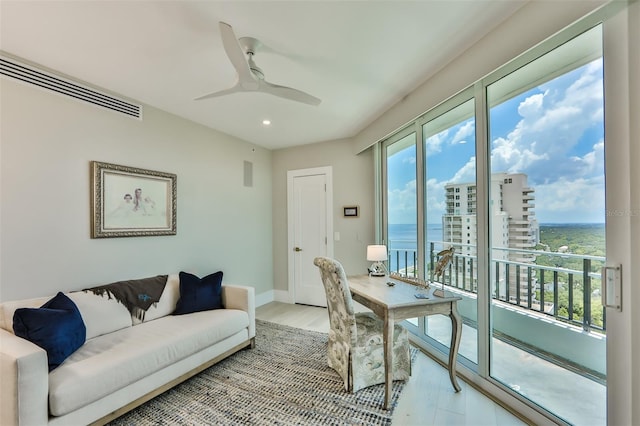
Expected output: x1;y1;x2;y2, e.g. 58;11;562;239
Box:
352;0;608;152
271;139;374;296
0;78;273;301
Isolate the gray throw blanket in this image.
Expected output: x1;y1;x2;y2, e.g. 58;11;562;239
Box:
84;275;168;322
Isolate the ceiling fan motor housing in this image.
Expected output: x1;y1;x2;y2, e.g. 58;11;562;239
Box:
247;55;265;80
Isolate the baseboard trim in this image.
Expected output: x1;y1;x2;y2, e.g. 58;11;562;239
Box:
273;289;292;303
256;289;292;307
256;290;274;307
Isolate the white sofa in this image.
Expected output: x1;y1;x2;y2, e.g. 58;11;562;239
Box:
0;274;255;426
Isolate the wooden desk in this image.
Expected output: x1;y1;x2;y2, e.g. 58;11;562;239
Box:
348;274;462;409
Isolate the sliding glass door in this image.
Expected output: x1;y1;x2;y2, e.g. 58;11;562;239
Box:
384;130;417;278
486;25;606;424
422;97;478;366
379;23;607;425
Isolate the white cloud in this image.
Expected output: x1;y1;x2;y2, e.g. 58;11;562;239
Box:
425;129;449;155
534;175;605;222
517;92;544;118
451;121;474;145
426;178;446;224
570;140;604;176
388;179;417;224
491;137;549;178
450;156;476;184
488;59;605;221
489;59;604;188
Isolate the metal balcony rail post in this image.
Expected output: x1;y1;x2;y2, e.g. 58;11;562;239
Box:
505;263;510;302
583;258;591;331
469;259;473;291
430;242;435;280
553;270;559;318
389;251;400;272
462;258;467;291
569;274;574;322
527;267;533;309
540;269;545;313
495;262;500;299
516;265;521;305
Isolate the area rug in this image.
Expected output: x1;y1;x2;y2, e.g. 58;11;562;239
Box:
108;319;415;425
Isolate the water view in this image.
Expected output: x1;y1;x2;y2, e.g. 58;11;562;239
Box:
388;222;606;273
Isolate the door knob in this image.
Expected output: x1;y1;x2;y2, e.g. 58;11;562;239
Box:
294;247;302;252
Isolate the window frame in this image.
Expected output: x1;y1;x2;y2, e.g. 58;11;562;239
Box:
375;7;621;423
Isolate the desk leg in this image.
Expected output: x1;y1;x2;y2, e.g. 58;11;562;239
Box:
383;311;394;409
448;303;462;392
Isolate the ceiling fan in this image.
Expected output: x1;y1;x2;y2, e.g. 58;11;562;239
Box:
195;22;321;106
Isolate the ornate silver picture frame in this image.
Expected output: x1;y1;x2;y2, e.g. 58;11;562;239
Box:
91;161;177;238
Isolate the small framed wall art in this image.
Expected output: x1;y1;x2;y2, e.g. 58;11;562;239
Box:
343;206;359;217
91;161;177;238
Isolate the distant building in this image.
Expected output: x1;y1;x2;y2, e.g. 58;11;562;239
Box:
442;173;538;297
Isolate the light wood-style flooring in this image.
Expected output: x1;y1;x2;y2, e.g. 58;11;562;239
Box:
256;301;529;426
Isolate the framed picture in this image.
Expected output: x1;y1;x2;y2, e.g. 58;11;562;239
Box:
343;206;359;217
91;161;177;238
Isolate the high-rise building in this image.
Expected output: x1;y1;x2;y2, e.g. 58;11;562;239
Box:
442;173;538;297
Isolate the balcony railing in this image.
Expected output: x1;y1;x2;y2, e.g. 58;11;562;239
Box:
387;242;606;333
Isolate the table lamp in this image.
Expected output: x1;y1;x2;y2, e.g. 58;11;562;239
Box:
367;245;388;276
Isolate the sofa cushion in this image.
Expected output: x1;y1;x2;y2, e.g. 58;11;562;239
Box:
173;271;223;315
66;291;132;339
48;308;249;416
13;292;86;371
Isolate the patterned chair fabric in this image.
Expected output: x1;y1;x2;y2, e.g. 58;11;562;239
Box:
313;256;412;393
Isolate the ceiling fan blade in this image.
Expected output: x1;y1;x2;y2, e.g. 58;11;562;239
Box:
219;22;258;89
260;80;321;106
194;84;241;101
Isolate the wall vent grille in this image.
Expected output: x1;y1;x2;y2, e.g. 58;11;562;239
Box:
0;57;142;119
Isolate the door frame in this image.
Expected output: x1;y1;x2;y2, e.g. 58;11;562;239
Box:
286;166;334;303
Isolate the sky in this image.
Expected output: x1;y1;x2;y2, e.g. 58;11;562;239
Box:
387;58;605;225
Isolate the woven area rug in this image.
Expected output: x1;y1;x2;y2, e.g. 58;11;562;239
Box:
109;319;415;425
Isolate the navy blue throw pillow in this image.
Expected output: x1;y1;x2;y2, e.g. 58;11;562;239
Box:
13;292;86;371
173;271;224;315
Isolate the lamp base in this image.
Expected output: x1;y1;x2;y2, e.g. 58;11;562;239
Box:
368;261;387;277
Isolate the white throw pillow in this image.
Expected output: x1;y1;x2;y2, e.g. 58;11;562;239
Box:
136;273;180;323
67;292;132;340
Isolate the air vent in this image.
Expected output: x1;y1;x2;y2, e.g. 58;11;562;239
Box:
0;56;142;119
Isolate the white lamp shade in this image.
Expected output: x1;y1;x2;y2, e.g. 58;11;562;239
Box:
367;245;388;262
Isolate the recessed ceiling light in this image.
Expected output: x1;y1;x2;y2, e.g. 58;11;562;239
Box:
262;119;271;126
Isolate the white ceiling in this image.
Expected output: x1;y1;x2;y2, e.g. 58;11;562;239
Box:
0;1;526;150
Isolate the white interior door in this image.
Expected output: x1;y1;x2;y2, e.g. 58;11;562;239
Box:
288;167;333;307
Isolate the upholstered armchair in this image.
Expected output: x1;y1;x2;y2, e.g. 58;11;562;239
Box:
313;257;412;392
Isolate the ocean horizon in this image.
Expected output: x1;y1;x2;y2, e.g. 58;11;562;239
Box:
387;222;605;272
